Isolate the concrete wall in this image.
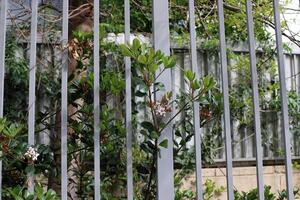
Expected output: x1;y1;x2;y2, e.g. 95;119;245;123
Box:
182;166;300;199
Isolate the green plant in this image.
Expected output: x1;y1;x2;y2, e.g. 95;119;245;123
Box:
120;38;222;199
175;178;225;200
3;184;58;200
234;186;276;200
234;186;300;200
2;0;300;199
203;179;225;200
0;118;55;187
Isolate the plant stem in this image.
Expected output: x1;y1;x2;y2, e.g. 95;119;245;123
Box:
159;90;205;134
144;139;157;200
144;83;160;199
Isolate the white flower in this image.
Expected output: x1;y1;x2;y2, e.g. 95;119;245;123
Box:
154;102;170;117
155;103;166;117
24;147;40;161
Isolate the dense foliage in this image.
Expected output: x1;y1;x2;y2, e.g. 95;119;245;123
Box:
0;0;300;199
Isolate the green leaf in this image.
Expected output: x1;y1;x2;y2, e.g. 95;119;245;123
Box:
184;70;195;81
135;90;147;97
137;55;147;64
45;190;58;200
191;80;200;90
141;121;155;133
155;50;163;59
140;142;155;154
140;129;148;136
0;118;7;132
159;139;168;148
150;131;159;139
35;184;44;199
149;63;159;72
132;38;141;51
138;83;150;94
119;44;133;57
163;56;177;68
202;76;216;90
3;123;23;138
162;57;169;68
148;48;155;61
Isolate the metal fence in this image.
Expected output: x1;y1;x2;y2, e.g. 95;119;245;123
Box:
0;0;296;200
172;48;300;161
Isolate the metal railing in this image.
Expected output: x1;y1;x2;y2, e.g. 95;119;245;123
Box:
0;0;295;199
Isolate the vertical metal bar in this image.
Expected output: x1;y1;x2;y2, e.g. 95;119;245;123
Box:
217;0;234;199
245;1;264;199
93;0;100;199
0;0;8;199
273;1;294;199
28;0;38;193
124;0;133;199
152;0;174;199
61;0;68;199
188;0;203;199
0;0;7;118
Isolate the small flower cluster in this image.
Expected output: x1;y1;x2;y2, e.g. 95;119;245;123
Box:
150;93;172;118
149;92;172;119
24;146;39;161
153;102;171;117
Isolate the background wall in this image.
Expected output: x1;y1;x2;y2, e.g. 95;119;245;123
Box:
183;166;300;199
